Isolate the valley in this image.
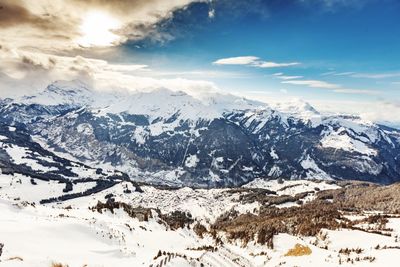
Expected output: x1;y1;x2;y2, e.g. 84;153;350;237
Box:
1;174;400;266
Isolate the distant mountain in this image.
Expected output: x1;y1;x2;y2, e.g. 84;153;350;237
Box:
1;80;399;187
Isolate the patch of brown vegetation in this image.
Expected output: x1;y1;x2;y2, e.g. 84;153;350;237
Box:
6;256;23;261
338;248;363;255
91;200;153;222
91;200;194;230
317;182;400;213
160;211;194;230
187;245;217;252
193;222;207;238
212;201;349;247
284;244;312;256
239;189;311;206
210;181;400;247
51;263;68;267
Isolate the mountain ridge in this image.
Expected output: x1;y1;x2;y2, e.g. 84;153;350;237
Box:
1;80;399;187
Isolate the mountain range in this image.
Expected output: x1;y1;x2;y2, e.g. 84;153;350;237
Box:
1;80;399;187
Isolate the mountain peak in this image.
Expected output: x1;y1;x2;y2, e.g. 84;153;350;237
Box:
273;98;320;115
20;80;95;107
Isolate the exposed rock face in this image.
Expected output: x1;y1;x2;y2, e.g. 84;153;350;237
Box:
1;80;399;187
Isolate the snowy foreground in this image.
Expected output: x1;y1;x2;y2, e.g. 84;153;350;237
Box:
1;176;400;267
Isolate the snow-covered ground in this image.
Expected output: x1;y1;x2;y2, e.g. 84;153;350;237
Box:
0;174;399;267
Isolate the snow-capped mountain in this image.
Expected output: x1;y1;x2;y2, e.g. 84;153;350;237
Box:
0;80;399;187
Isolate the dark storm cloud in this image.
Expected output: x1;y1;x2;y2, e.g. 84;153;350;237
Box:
0;0;50;28
0;0;207;51
20;55;57;71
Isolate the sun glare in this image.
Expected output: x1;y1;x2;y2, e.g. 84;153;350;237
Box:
77;11;121;47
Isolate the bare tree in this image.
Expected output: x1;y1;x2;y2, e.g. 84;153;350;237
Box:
0;243;4;260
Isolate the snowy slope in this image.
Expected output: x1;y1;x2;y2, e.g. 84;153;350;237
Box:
1;175;400;267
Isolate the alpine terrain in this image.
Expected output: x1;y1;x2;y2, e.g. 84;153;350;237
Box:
1;0;400;266
1;80;399;188
0;81;400;266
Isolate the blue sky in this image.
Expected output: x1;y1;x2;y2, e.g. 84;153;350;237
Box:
117;0;400;105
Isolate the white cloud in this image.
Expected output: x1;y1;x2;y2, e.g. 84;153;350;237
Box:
313;99;400;129
282;80;340;89
281;79;380;95
351;72;400;79
0;47;219;99
324;71;400;79
276;75;303;80
273;72;303;80
208;8;215;18
213;56;300;68
213;56;260;65
334;71;355;76
151;69;248;79
254;61;300;68
333;88;380;95
245;90;273;95
321;71;337;76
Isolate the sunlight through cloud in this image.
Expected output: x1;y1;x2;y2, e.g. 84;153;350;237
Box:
77;11;121;47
